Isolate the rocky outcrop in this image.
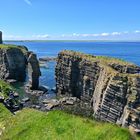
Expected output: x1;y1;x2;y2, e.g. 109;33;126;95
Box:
28;52;41;89
0;31;2;44
0;44;41;89
55;50;140;130
0;47;27;81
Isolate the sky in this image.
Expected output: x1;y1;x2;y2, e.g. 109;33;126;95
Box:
0;0;140;40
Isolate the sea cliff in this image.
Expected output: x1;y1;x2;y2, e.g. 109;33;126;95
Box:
0;44;41;89
56;50;140;130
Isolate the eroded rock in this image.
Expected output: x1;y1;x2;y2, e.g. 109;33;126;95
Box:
28;52;41;90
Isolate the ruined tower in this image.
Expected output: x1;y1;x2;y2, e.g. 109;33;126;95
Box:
0;31;2;44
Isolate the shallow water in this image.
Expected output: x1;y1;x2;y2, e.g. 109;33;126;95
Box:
4;41;140;88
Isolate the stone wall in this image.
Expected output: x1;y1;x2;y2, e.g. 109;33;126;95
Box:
55;50;140;130
0;31;2;44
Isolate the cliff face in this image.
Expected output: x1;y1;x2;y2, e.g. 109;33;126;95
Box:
56;50;140;130
0;44;41;89
0;31;2;44
0;47;27;81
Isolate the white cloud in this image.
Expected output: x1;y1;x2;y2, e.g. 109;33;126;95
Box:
82;34;91;37
24;0;32;5
32;34;50;39
135;30;140;33
73;33;80;37
100;33;110;36
92;34;100;37
112;32;121;35
3;30;140;40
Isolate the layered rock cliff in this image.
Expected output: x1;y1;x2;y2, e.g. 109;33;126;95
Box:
56;50;140;130
0;44;41;89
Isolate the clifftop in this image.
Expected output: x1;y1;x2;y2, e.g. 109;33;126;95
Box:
0;44;28;53
60;50;134;65
59;50;140;74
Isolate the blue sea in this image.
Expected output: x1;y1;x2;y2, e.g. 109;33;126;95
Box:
4;41;140;88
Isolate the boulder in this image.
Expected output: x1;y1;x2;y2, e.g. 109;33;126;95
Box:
13;92;19;98
22;97;30;102
65;100;74;105
45;104;54;110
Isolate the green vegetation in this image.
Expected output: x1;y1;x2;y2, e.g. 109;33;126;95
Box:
0;44;27;54
0;108;137;140
0;103;12;136
0;44;20;49
61;50;135;66
0;80;14;98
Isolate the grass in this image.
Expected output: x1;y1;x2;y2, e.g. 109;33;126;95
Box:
0;44;28;54
60;50;135;66
0;108;136;140
0;80;14;98
0;44;19;49
0;103;12;136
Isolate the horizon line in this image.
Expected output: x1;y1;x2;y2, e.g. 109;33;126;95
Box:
3;39;140;42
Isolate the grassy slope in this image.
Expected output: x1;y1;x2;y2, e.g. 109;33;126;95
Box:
0;80;138;140
0;108;135;140
0;80;14;98
0;103;12;136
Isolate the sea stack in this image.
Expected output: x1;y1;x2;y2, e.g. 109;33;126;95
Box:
0;31;2;44
28;52;41;90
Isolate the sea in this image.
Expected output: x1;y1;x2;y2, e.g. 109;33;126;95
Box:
4;41;140;89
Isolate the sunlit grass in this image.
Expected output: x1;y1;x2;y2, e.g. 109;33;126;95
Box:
0;109;134;140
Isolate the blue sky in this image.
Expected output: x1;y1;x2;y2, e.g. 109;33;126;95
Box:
0;0;140;40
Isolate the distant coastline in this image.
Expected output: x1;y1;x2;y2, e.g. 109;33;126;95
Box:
4;40;140;43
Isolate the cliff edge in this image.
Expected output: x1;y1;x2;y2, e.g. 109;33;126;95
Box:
56;50;140;131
